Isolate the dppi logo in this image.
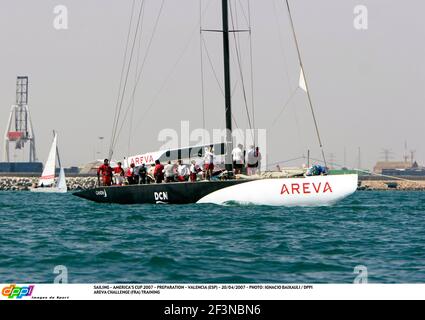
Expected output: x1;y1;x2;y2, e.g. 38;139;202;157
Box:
2;284;34;299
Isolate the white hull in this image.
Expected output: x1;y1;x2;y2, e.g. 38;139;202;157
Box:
197;174;358;206
29;187;67;194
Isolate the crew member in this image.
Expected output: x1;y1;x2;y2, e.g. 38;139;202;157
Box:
97;159;113;186
256;147;262;174
246;145;260;176
113;162;125;185
190;160;199;182
177;160;189;182
232;144;244;175
147;164;156;184
204;146;214;180
126;163;138;185
164;160;175;183
154;160;165;183
138;163;147;185
306;164;328;176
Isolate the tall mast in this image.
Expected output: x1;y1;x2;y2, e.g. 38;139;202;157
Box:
221;0;233;172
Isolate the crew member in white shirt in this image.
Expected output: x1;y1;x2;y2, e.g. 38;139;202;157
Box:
177;160;189;182
246;145;259;176
164;160;175;183
204;146;215;180
190;160;199;182
232;144;244;174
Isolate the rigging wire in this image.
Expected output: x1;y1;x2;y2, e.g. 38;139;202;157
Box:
204;28;245;131
247;0;257;146
270;87;299;127
198;0;241;143
266;156;306;169
199;1;246;142
134;31;204;130
109;0;137;159
133;0;243;144
202;36;225;95
110;0;146;159
229;0;255;144
292;100;308;158
199;0;206;141
130;0;216;134
112;0;248;156
202;34;243;101
131;30;242;133
238;0;250;25
111;0;165;154
128;0;146;156
273;0;293;93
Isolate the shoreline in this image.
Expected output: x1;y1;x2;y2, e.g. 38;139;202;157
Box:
0;176;97;191
357;180;425;191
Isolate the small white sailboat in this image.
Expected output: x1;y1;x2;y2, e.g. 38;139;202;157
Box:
30;131;67;193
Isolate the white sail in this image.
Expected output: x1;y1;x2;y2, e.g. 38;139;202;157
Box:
38;133;57;187
57;167;67;192
299;68;307;92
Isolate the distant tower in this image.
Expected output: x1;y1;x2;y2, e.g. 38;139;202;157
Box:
328;152;336;169
403;141;409;163
357;147;361;169
343;147;347;168
410;150;416;165
381;148;393;162
3;76;37;162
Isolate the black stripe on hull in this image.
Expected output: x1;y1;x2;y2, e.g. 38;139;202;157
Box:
72;180;251;204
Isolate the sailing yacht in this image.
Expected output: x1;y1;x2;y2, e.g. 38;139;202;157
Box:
74;0;357;205
30;132;67;193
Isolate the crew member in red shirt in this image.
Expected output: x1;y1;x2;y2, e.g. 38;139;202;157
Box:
113;162;125;185
153;160;164;184
97;159;113;186
126;163;138;185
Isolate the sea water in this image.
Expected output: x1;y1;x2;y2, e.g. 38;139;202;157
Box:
0;191;424;283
